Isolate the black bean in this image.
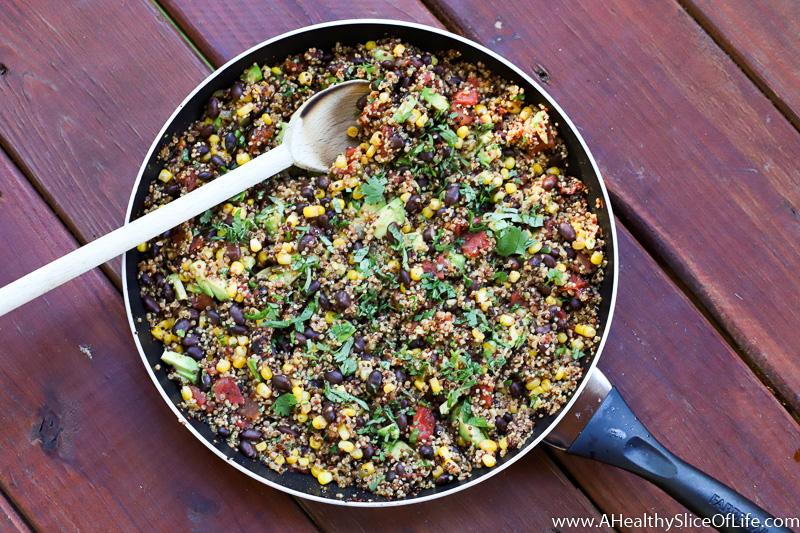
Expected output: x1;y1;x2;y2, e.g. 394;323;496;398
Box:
395;369;406;384
197;171;214;183
399;75;410;89
163;286;175;303
419;445;434;459
558;222;576;242
186;346;203;361
186;308;200;321
142;294;160;314
228;324;248;335
304;328;322;342
217;426;231;437
543;255;557;268
293;333;307;346
199;371;212;391
362;443;374;461
418;151;434;163
434;424;444;437
353;336;366;353
324;370;344;385
398;269;411;286
433;65;444;76
172;318;192;335
441;144;452;159
206;309;221;325
542;174;558;191
417;177;429;189
528;255;543;268
356;94;368;109
435;474;453;486
298;234;316;252
386;222;401;243
536;283;552;296
272;375;292;392
380;60;395;69
296;202;309;214
396;413;408;432
199;124;215;138
409;56;423;68
207;98;220;119
229;304;245;325
210;155;226;169
390;135;404;150
535;325;551;334
319;293;331;310
548;305;561;318
162;183;180;197
386;471;397;482
509;381;522;398
222;133;235;154
241;429;262;441
230;82;244;101
443;184;460;206
182;334;199;347
300;186;315;200
366;370;383;393
395;464;407;477
194;144;209;157
335;290;351;310
405;194;422;214
495;416;508;434
423;226;436;243
305;280;321;295
422;54;432;65
278;426;299;437
569;297;583;310
503;412;513;423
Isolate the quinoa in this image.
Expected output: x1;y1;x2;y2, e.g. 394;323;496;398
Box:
136;38;607;499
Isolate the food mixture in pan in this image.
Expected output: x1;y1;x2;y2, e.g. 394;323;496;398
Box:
137;38;606;499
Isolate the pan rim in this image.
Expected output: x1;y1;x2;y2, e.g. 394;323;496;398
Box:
122;18;619;507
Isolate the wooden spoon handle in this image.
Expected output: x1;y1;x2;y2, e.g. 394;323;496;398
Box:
0;144;293;317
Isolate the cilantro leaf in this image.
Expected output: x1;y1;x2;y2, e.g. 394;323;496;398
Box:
494;226;530;256
272;393;298;416
199;210;213;225
546;269;564;286
361;175;387;204
324;383;368;410
330;321;356;342
248;301;316;326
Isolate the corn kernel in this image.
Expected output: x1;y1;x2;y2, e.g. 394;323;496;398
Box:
437;446;452;460
409;267;424;281
277;252;292;265
298;457;310;467
556;263;567;273
362;462;375;475
383;383;395;394
429;198;442;211
415;114;429;128
456;125;469;138
493;191;505;202
379;91;391;103
365;40;376;51
558;332;568;344
532;386;544;396
181;386;192;402
421;207;435;219
283;362;295;374
505;182;518;194
261;113;273;125
317;471;333;485
547;167;561;176
334;154;347;169
342;408;357;417
482;454;497;467
310;436;323;450
498;314;514;327
408;109;422;124
255;441;267;452
393;44;406;56
339;440;355;453
555;368;566;381
545;295;558;306
216;359;231;373
571;338;584;350
475;104;487;115
274;455;285;466
136;242;149;252
430;377;442;393
432;466;444;479
232;355;246;370
270;66;282;76
286;454;298;465
541;378;552;392
591;251;603;265
236;152;251;166
520;106;533;120
527;240;543;254
230;261;245;275
479;113;492;125
344;125;359;138
338;426;351;441
503;156;516;169
472;328;485;342
479;439;498;452
507;270;521;283
581;325;597;338
547;202;559;214
533;163;544;175
303;205;320;218
366;145;377;158
298;71;312;86
312;415;328;430
347;269;358;281
237;102;255;117
158;169;173;182
414;379;425;391
296;413;307;423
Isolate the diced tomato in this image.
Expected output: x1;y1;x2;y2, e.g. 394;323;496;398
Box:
452;221;469;238
235;418;250;429
171;228;187;245
345;146;358;158
569;274;589;289
188;385;206;407
238;396;262;421
477;383;493;407
461;230;493;258
453;88;479;106
412;405;435;443
451;104;474;126
421;256;446;280
418;72;435;86
510;291;529;308
213;377;244;405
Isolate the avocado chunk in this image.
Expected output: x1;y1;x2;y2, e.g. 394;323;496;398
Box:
161;350;199;384
168;273;188;300
448;252;467;271
387;440;414;460
257;204;283;235
392;95;418;123
420;88;449;112
242;63;262;84
372;197;406;239
450;402;488;446
255;265;301;286
197;278;229;301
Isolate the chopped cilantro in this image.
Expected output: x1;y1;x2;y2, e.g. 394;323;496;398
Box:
271;393;298;416
361;174;387;204
330;321;356;342
495;226;533;256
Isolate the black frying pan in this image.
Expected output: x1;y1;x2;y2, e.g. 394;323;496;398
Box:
122;20;790;532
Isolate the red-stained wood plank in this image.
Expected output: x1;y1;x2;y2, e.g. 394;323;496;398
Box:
159;0;444;67
555;225;800;532
0;153;316;532
0;0;211;286
301;449;610;533
679;0;800;128
0;494;32;533
426;0;800;413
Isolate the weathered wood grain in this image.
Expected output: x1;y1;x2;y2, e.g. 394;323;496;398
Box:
0;152;316;532
0;0;211;286
0;494;32;533
158;0;444;66
679;0;800;128
427;0;800;412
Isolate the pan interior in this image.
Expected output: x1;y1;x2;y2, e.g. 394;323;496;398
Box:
124;21;617;505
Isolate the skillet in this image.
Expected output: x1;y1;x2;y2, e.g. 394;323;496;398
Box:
122;19;788;531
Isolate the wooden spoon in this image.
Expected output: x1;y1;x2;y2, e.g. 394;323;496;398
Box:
0;79;370;317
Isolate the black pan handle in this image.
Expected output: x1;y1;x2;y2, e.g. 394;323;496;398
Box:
567;387;792;533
